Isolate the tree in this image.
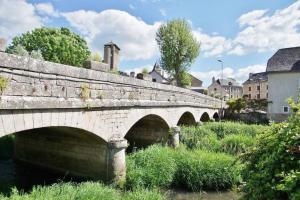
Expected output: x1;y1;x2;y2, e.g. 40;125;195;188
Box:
156;19;200;87
6;27;90;67
226;98;246;113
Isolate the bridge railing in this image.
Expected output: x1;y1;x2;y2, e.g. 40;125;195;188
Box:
0;52;222;110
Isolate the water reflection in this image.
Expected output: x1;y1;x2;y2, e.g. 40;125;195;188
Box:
168;190;239;200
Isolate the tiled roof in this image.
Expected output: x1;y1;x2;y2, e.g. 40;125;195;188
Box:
267;47;300;72
217;78;241;87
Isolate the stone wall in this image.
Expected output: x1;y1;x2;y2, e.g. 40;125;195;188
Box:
0;52;221;110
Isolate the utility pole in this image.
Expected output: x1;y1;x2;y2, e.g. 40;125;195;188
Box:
218;60;224;117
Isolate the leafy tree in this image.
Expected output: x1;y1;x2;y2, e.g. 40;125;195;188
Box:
178;71;192;88
156;19;200;87
226;98;246;113
241;96;300;200
6;27;90;67
89;52;102;62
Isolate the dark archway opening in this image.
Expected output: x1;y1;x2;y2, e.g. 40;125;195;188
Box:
125;115;169;152
0;127;107;194
177;112;197;126
200;112;210;122
213;112;220;121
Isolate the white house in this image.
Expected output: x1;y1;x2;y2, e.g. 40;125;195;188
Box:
267;47;300;122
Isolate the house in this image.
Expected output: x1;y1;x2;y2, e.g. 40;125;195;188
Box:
189;74;206;94
208;77;243;101
243;72;268;100
149;63;170;84
266;46;300;122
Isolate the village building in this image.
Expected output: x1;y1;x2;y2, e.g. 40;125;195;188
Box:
267;46;300;122
243;72;268;100
208;77;243;101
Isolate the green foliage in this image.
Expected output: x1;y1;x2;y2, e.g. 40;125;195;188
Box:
180;126;220;151
6;27;90;67
178;71;192;88
241;97;300;199
89;52;102;62
203;122;267;138
0;182;166;200
126;145;177;189
174;149;241;191
9;44;29;57
156;19;200;87
126;145;241;191
219;134;255;155
142;68;149;74
30;49;44;60
0;76;8;95
226;98;246;113
0;135;14;159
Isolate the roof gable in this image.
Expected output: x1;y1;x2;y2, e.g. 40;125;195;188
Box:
267;47;300;72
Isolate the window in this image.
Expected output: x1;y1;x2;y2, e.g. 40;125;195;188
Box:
257;94;260;99
266;85;268;90
257;85;260;91
267;93;268;98
248;87;251;91
214;88;217;91
283;106;289;113
152;78;156;82
249;94;251;99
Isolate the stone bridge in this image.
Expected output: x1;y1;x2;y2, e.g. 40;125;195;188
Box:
0;52;222;182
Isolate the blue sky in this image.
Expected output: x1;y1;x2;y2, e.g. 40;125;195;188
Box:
1;0;299;86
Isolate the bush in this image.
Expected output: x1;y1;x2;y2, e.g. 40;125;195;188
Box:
6;27;90;67
175;150;241;191
126;145;177;189
180;126;220;151
240;96;300;200
219;134;255;155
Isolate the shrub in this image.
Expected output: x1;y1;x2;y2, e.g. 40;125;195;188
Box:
6;27;91;67
175;150;241;191
180;126;220;151
126;145;177;189
241;96;300;200
219;134;255;155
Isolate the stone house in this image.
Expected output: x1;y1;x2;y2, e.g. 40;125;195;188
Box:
149;63;170;84
208;77;243;101
267;46;300;122
243;72;268;100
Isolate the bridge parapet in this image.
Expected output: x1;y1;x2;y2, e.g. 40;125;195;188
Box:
0;52;222;110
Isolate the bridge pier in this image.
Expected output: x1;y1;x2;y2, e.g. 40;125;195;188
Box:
169;126;180;148
107;138;127;182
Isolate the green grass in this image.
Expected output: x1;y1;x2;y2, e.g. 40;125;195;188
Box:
219;134;255;155
126;145;241;191
0;182;167;200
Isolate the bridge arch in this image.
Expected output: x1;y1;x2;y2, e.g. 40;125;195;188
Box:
10;126;110;181
200;112;210;122
125;114;170;152
213;112;220;121
177;111;197;126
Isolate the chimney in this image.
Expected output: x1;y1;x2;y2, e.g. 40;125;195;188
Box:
130;71;135;78
0;38;6;52
212;76;215;83
104;42;120;71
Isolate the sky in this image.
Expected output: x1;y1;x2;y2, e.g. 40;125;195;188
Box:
0;0;299;86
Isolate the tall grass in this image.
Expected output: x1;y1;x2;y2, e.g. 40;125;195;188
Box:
219;134;255;155
126;145;176;189
0;182;167;200
126;145;241;191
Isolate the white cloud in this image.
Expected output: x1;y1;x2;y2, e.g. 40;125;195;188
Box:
35;2;60;17
0;0;43;40
191;64;266;86
194;1;300;57
193;29;232;57
62;9;161;60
